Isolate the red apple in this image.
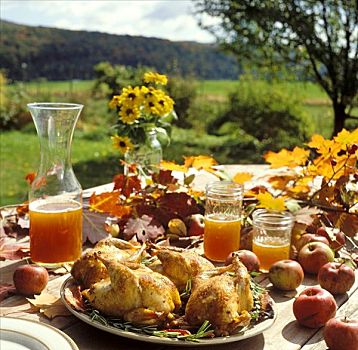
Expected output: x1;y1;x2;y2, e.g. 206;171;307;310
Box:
268;260;304;291
225;250;260;272
318;262;355;295
316;226;346;251
298;242;335;274
187;214;205;236
13;264;49;296
323;317;358;350
295;233;330;251
293;286;337;328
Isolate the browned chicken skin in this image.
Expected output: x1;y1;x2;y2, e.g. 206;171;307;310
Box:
147;244;215;291
71;238;144;289
82;260;181;325
185;257;254;336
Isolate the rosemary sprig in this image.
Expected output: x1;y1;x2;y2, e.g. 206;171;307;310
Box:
180;278;192;299
181;320;214;341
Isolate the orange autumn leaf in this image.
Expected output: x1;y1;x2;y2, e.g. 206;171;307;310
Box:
268;175;296;191
25;172;36;185
89;191;132;218
256;192;287;211
232;172;253;184
160;160;188;172
264;147;309;168
184;155;218;171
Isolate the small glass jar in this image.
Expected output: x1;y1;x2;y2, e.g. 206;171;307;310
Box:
204;181;243;262
252;209;294;272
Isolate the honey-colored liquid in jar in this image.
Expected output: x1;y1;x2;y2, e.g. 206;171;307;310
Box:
252;237;290;272
204;214;241;262
29;201;82;266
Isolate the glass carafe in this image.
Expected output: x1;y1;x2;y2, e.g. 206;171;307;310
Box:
27;103;83;266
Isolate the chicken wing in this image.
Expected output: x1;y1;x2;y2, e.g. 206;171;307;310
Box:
185;256;254;336
71;238;144;289
147;244;214;291
82;260;181;325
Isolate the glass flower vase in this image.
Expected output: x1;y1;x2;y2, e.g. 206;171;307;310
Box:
27;102;83;267
124;129;162;178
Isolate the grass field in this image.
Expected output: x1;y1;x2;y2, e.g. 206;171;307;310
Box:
1;79;356;206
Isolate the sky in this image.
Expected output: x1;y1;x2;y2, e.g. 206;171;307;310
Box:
0;0;216;43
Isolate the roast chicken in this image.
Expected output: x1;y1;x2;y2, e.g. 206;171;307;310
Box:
71;238;144;289
185;256;254;336
82;259;181;325
147;244;215;291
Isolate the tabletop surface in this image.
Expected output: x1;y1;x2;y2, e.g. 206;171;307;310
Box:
1;165;357;350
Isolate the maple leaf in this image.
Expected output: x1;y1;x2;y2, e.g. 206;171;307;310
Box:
158;192;200;218
0;283;16;302
184;155;218;171
89;191;132;218
27;293;71;319
268;175;295;191
160;160;188;172
256;192;287;211
294;207;322;225
264;147;309;168
334;128;358;146
152;170;178;186
123;215;164;242
25;172;36;185
113;174;141;198
82;208;110;244
232;172;253;185
328;212;358;238
0;237;30;261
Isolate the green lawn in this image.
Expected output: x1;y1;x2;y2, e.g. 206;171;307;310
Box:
0;130;120;206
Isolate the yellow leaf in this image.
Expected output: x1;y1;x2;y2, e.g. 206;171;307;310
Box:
184;155;218;171
268;175;295;191
89;191;132;218
334;128;358;146
27;293;58;307
160;160;188;172
232;172;253;184
264;147;309;168
256;192;287;211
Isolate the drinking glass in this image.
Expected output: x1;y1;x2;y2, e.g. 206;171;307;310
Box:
27;103;83;266
252;209;294;272
204;181;243;262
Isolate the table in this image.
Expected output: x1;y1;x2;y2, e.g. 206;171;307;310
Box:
1;165;357;349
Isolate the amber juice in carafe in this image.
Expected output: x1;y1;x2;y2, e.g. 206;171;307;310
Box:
29;200;82;265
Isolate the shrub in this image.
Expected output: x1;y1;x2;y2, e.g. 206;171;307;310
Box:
208;79;313;162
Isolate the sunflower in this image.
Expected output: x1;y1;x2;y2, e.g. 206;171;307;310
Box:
143;72;168;85
109;95;121;109
111;135;134;154
118;86;142;105
119;103;140;124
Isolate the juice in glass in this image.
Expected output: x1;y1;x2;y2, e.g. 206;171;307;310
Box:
252;237;290;272
204;214;241;262
29;200;82;266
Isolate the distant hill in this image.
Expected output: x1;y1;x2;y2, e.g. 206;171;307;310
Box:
0;20;241;81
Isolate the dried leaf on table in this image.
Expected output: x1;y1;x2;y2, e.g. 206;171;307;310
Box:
0;283;17;302
294;207;322;225
0;237;30;261
89;191;132;218
82;208;110;244
123;215;164;242
232;172;253;185
256;192;286;212
329;212;358;238
264;147;309;169
27;293;71;319
113;174;141;198
184;155;218;172
158;192;200;219
152;170;178;186
160;160;188;172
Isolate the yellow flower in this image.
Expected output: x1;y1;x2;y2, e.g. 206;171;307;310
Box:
111;135;134;154
143;72;168;85
119;86;142;105
109;95;121;109
119;103;140;124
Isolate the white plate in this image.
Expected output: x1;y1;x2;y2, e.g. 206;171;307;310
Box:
0;317;78;350
61;277;277;346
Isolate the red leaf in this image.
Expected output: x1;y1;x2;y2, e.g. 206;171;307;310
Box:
82;207;110;244
64;281;86;312
123;215;164;242
25;172;36;185
158;192;200;219
0;283;17;301
152;170;178;186
113;174;141;198
0;237;30;261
